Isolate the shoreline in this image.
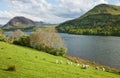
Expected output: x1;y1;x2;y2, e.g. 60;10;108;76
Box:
58;32;120;37
64;55;120;73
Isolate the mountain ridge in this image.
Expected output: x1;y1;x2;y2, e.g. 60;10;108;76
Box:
2;16;35;29
80;4;120;19
2;16;53;31
56;4;120;36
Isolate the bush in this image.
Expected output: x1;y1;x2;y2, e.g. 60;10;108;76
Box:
13;35;30;47
0;34;6;41
0;33;12;43
0;29;5;41
0;28;3;34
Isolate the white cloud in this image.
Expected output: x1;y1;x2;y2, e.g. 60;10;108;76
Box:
0;0;109;24
54;0;108;18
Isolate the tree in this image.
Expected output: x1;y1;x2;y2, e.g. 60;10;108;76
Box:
30;27;67;56
0;28;3;35
13;35;30;47
0;29;11;43
8;29;25;39
0;29;5;41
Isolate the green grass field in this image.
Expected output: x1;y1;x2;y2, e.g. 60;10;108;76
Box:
0;42;119;78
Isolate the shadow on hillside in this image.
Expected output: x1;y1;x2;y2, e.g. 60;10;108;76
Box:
0;67;15;71
0;67;7;71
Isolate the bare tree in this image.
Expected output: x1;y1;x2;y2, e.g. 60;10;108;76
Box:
30;27;67;55
9;29;25;39
30;27;64;48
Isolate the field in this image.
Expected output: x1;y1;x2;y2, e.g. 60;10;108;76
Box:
0;42;119;78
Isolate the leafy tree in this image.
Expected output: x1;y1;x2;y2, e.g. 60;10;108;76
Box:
13;35;30;47
0;28;3;35
0;29;7;41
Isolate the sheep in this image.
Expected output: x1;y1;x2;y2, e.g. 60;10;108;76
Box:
66;61;73;65
70;62;72;65
56;60;59;64
95;66;100;70
85;65;90;68
60;60;63;64
81;64;90;69
67;61;70;65
81;64;86;69
102;67;105;71
76;63;80;67
56;60;63;64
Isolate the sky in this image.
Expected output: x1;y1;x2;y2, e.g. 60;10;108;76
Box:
0;0;120;24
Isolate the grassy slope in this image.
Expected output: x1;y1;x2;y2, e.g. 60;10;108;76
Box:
0;42;119;78
80;4;120;19
58;4;120;27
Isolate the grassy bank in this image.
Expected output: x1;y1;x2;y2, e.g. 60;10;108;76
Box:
0;42;120;78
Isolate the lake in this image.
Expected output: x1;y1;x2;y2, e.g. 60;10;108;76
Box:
5;32;120;69
59;33;120;69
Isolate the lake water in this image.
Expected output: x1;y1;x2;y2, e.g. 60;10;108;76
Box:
5;32;120;69
59;33;120;69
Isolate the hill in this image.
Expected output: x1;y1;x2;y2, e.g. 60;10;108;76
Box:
35;21;53;26
81;4;120;19
56;4;120;36
2;16;35;29
0;41;120;78
2;16;53;31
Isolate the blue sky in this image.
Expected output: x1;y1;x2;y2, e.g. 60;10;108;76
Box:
0;0;11;11
0;0;120;24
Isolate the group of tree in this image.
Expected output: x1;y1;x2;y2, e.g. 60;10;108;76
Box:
56;14;120;36
0;28;67;56
57;26;120;36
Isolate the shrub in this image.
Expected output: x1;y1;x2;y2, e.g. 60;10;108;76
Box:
0;29;5;41
0;35;12;43
0;28;3;34
13;35;30;47
0;34;6;41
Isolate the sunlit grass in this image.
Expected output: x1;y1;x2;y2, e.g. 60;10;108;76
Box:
0;42;119;78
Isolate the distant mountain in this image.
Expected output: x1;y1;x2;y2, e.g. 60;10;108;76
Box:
2;16;35;30
2;16;53;31
35;21;53;26
56;4;120;36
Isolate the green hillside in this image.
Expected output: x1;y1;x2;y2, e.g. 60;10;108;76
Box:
81;4;120;19
0;42;120;78
56;4;120;36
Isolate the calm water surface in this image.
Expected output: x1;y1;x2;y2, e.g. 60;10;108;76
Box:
59;33;120;69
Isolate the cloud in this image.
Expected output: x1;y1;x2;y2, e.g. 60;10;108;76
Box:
53;0;108;18
0;0;110;24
